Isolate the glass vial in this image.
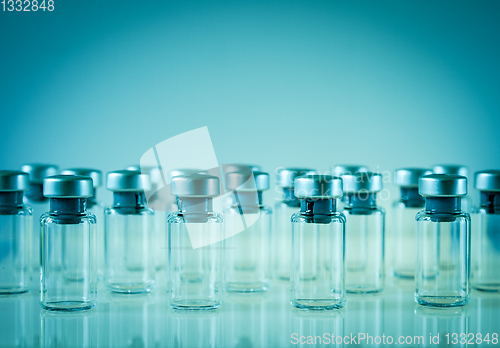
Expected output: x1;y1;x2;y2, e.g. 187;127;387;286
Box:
20;164;58;270
104;170;155;293
274;168;316;280
61;169;105;280
40;175;97;311
392;168;432;279
331;165;368;211
341;172;385;293
168;173;223;310
471;170;500;292
415;174;470;307
291;174;345;310
224;170;272;292
0;171;32;294
433;165;471;212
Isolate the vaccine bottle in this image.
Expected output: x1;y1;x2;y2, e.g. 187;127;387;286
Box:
20;163;58;270
341;172;385;293
471;170;500;292
0;171;32;294
224;171;272;292
274;168;316;280
415;174;470;307
40;175;97;311
392;168;432;279
433;165;471;212
290;174;345;309
168;173;223;310
104;170;155;293
61;169;105;279
331;165;368;211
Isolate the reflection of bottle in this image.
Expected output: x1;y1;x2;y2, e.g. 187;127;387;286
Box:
20;163;58;271
0;171;32;294
342;172;385;293
61;169;105;280
291;175;345;310
471;170;500;292
41;307;97;347
331;165;369;211
274;168;316;281
224;171;272;292
415;174;470;307
168;174;223;310
392;168;432;279
104;170;155;293
0;292;33;347
433;165;472;212
170;305;222;347
41;175;97;311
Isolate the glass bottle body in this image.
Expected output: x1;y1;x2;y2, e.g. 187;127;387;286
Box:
343;206;385;293
168;211;223;310
40;200;97;311
471;207;500;292
415;210;470;307
104;203;155;293
0;196;32;294
274;197;300;280
224;204;272;292
87;199;105;280
25;183;49;270
290;200;345;310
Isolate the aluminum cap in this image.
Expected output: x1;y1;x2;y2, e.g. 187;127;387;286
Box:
419;174;467;197
341;172;383;193
394;168;433;188
433;164;468;177
0;171;30;191
43;175;93;198
20;163;58;184
474;170;500;192
226;171;269;191
294;175;343;199
106;170;152;192
125;165;162;185
171;173;220;198
331;164;368;177
61;168;102;188
167;168;203;182
276;168;317;188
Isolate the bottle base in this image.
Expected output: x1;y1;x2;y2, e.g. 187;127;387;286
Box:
472;283;500;292
41;300;96;311
225;282;270;293
346;286;384;294
0;287;30;295
291;298;345;310
415;295;469;307
393;270;414;279
106;282;154;294
170;299;221;311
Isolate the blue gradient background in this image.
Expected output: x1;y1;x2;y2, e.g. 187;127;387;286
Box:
1;0;499;203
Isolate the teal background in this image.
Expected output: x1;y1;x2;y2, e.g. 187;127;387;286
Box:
1;0;499;203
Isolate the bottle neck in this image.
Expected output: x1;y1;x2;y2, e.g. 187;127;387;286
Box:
480;191;500;214
300;198;336;215
26;183;48;203
345;192;377;213
179;197;213;214
50;198;87;214
399;187;425;208
113;192;146;208
425;197;462;213
233;191;263;207
0;191;24;206
282;187;300;207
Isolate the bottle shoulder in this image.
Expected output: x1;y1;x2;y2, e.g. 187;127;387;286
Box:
291;211;346;224
415;210;470;222
41;211;96;225
343;206;385;216
168;211;223;224
0;204;32;216
105;206;154;216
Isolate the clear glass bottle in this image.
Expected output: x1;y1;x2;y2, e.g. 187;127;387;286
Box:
471;170;500;292
20;163;58;271
104;170;155;293
331;165;368;211
415;174;470;307
61;169;105;280
168;173;223;310
291;174;345;310
40;175;97;311
0;171;32;294
341;172;385;293
274;168;316;281
433;165;472;212
224;171;272;292
392;168;432;279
